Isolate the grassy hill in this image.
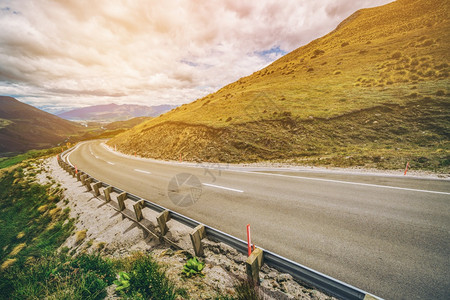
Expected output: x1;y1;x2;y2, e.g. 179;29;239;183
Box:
109;0;449;171
0;97;83;155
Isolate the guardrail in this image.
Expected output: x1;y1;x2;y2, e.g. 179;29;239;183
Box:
58;147;381;300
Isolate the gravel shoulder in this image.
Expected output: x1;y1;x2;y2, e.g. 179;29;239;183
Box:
101;141;449;180
37;156;336;300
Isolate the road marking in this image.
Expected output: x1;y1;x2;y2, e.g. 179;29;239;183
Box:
237;171;450;195
79;141;449;196
106;161;115;165
134;169;152;174
66;142;86;165
202;183;244;193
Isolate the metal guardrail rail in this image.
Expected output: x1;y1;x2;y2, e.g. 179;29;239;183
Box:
59;146;381;300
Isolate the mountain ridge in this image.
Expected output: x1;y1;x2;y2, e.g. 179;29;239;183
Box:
57;103;177;122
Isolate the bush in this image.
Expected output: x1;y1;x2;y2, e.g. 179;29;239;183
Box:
391;51;402;59
313;49;325;56
126;254;177;300
75;230;87;245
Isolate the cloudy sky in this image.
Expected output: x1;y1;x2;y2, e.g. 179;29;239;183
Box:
0;0;393;113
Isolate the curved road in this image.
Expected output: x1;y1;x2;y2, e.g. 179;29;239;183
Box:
66;140;450;300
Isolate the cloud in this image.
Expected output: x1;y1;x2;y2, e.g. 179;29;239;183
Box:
0;0;393;112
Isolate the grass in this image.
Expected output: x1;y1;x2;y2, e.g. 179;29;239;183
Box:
0;147;62;169
0;118;12;129
114;253;179;300
108;0;449;172
0;163;74;268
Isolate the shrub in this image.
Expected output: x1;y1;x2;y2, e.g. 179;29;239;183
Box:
341;42;349;47
313;49;325;56
182;257;205;277
391;51;402;59
75;230;87;245
127;254;177;300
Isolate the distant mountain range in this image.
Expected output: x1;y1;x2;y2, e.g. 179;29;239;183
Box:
0;96;83;155
57;103;177;121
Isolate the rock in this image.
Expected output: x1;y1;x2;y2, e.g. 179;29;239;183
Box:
277;273;293;283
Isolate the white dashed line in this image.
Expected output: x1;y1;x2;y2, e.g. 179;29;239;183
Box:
107;161;115;165
202;183;244;193
134;169;152;174
236;171;450;195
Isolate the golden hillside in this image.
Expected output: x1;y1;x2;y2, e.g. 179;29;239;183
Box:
109;0;449;171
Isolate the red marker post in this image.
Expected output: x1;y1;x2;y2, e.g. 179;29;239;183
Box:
247;224;252;256
179;153;182;163
75;165;78;174
404;162;410;176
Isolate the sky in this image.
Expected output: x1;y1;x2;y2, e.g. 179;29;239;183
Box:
0;0;393;114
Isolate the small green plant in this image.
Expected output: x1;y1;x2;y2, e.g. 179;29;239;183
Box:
114;271;130;292
182;257;205;277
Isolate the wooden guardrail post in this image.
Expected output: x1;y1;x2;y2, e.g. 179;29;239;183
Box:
80;174;87;185
92;182;102;196
85;177;93;192
76;171;81;181
104;186;113;202
190;224;206;257
246;248;264;285
117;192;127;211
133;200;145;221
157;210;170;236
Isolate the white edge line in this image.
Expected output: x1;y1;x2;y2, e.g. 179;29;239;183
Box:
107;161;115;165
134;169;152;174
202;183;244;193
235;170;450;195
94;141;449;195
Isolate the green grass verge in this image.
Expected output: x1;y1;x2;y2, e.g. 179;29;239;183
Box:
0;147;62;169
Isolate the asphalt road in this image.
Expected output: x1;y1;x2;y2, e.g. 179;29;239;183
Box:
66;140;450;300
